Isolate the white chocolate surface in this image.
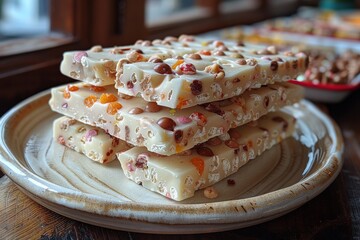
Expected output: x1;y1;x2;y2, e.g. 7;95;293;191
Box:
49;82;303;156
116;39;308;109
60;35;308;109
117;111;296;201
60;43;195;86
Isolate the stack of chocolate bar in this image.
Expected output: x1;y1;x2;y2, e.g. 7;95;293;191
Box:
49;35;307;201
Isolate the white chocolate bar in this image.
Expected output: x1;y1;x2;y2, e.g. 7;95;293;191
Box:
60;39;199;86
49;82;303;156
116;37;308;109
53;116;131;163
60;35;308;109
117;111;296;201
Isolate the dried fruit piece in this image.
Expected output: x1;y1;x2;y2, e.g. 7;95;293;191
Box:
270;61;278;71
171;59;184;70
198;49;211;56
127;81;134;89
100;93;118;104
58;136;65;145
190;80;202;95
63;85;79;99
63;89;71;99
229;129;241;139
203;103;224;116
89;86;106;92
135;154;148;169
189;112;207;127
292;60;298;69
73;51;88;63
67;85;79;92
174;130;183;143
107;102;122;115
176;116;192;124
196;146;214;157
179;63;196;75
84;95;97;108
191;157;204;175
85;129;98;142
207;137;222;146
225;139;239;148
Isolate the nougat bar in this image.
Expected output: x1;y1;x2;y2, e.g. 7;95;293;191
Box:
117;111;296;201
49;82;302;156
53;116;131;163
60;39;198;86
115;36;308;109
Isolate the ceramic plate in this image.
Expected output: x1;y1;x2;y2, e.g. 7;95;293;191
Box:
0;89;343;234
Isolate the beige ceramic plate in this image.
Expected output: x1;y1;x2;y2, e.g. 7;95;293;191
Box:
0;89;343;234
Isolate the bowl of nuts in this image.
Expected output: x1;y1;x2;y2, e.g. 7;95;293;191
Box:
290;50;360;103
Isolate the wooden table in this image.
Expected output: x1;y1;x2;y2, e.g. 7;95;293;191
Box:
1;91;359;239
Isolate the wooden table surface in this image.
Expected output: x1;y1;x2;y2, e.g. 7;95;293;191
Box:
1;91;359;240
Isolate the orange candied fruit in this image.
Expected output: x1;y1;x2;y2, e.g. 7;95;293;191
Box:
191;157;204;176
63;89;71;99
89;85;106;92
107;102;122;115
176;97;188;109
198;49;211;56
67;85;79;92
63;85;79;99
100;93;118;104
84;95;97;108
171;59;184;70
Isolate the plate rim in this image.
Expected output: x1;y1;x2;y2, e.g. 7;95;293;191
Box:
0;88;344;232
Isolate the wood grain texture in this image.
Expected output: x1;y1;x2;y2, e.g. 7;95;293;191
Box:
0;169;353;239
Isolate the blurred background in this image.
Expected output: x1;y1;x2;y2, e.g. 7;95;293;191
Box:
0;0;359;115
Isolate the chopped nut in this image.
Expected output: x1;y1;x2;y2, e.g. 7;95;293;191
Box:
203;186;218;199
116;59;130;75
126;50;143;62
266;46;277;55
246;58;258;66
236;59;247;65
205;63;222;74
89;45;103;52
110;47;124;54
179;34;195;42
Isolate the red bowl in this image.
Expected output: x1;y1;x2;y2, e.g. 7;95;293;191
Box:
289;79;360;103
